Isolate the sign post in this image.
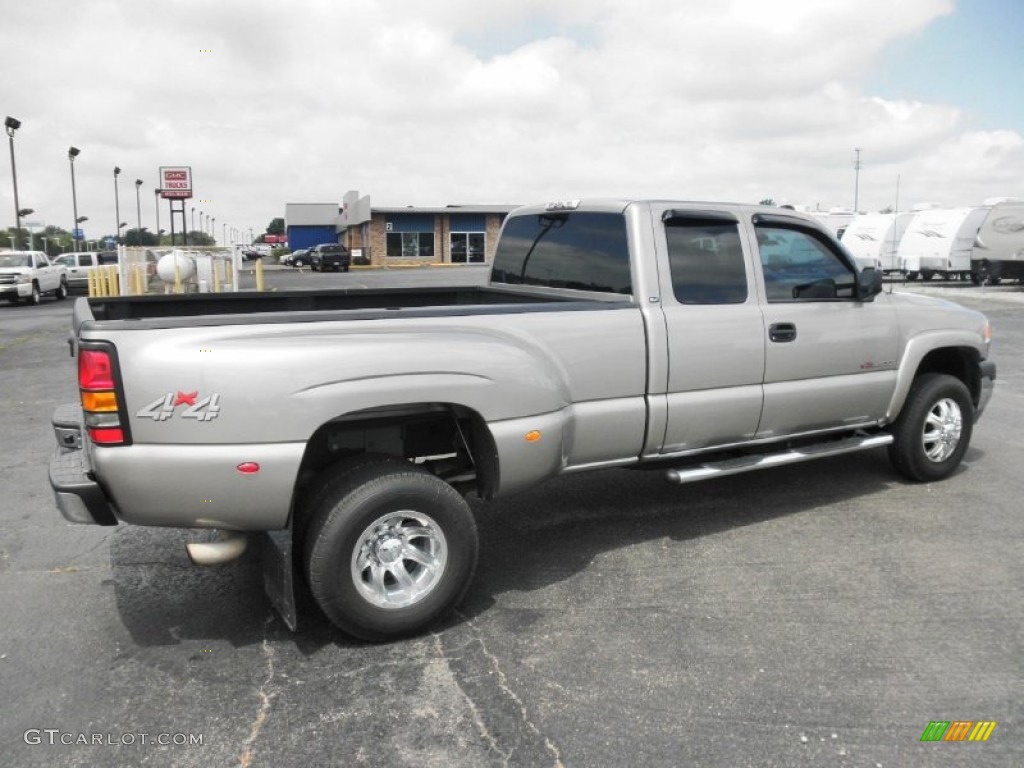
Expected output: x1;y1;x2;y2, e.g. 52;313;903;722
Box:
159;166;193;246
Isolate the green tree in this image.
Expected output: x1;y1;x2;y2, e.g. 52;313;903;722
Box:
266;217;285;236
879;206;894;214
123;228;159;247
759;198;776;206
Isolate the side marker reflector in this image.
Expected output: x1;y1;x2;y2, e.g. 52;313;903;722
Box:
525;430;542;443
236;462;260;474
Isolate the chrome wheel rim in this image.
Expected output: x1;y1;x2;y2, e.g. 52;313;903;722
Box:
922;397;963;462
351;511;448;609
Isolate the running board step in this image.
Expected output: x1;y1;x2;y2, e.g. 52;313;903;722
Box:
665;434;893;485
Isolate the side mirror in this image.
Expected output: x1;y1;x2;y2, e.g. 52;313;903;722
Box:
858;267;884;301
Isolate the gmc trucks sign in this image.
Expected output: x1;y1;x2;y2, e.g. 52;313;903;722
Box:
159;166;193;199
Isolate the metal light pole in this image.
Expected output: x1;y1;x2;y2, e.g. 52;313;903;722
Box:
134;179;143;243
154;188;161;243
853;148;862;213
190;206;196;244
113;167;122;244
5;116;22;249
68;147;81;249
212;217;216;243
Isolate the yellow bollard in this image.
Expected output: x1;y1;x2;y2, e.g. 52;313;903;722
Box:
109;266;120;296
213;262;221;293
255;259;264;292
226;260;234;288
87;269;96;297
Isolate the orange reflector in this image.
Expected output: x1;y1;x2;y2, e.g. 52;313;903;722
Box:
236;462;260;474
81;390;119;412
525;430;542;443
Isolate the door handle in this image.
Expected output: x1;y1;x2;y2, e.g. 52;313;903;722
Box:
769;322;797;343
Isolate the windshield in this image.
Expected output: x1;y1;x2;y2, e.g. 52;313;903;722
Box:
0;254;32;268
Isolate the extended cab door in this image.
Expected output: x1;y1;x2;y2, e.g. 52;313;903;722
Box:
750;214;898;437
657;209;766;453
34;252;58;291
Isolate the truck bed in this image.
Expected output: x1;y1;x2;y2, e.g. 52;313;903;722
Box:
83;285;627;326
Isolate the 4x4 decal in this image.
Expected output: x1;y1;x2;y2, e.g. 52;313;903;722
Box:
136;391;222;422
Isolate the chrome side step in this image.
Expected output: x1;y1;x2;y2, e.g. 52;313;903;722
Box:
665;433;893;485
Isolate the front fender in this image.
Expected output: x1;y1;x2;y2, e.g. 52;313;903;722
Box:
886;331;985;421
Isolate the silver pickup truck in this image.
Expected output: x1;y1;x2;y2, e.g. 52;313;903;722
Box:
49;199;996;640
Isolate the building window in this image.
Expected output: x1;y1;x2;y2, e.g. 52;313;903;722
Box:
386;232;434;258
450;232;485;263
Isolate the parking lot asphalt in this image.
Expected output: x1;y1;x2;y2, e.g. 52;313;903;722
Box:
1;276;1021;767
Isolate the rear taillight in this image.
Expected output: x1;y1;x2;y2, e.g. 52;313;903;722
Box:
78;346;128;446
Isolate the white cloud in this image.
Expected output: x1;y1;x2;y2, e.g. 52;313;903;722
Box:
0;0;1019;244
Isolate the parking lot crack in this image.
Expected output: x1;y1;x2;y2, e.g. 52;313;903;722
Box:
437;615;565;768
238;616;277;768
434;633;509;764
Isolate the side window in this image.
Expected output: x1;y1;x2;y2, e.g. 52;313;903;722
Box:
665;219;747;304
35;255;46;268
80;254;94;267
756;225;856;302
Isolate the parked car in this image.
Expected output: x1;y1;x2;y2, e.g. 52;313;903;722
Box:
53;250;158;292
0;250;68;304
288;249;311;267
310;244;351;272
53;251;118;291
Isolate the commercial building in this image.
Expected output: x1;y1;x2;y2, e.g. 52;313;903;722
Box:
285;191;518;266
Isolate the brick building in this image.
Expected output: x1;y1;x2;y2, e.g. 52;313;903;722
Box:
285;191;518;266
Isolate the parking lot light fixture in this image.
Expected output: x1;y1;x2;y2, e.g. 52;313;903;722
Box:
134;179;143;240
113;167;122;244
154;188;161;239
68;147;82;248
6;116;23;248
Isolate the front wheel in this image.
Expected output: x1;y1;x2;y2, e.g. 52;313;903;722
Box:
56;279;68;300
889;373;974;482
29;283;41;305
304;457;478;641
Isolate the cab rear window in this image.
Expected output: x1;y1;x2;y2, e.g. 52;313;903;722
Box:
491;212;631;295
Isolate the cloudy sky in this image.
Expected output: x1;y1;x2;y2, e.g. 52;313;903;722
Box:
2;0;1022;244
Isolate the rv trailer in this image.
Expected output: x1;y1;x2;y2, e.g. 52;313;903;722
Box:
971;200;1024;284
897;206;990;280
840;212;914;273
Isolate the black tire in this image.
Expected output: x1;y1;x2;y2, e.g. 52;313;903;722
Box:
921;270;934;282
55;278;68;301
304;457;478;641
888;373;973;482
29;282;41;305
343;265;350;273
906;271;919;281
294;259;304;267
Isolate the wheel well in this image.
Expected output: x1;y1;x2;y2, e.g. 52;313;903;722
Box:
915;347;982;406
292;403;498;517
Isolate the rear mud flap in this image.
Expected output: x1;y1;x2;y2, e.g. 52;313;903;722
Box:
261;528;298;631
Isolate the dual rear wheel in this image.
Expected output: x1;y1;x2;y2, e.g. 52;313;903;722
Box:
302;457;478;641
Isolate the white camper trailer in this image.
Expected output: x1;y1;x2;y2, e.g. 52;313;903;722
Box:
897;206;990;280
807;208;857;239
971;200;1024;284
839;212;914;273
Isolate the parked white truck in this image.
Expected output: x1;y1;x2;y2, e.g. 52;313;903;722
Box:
49;200;996;640
0;250;68;304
